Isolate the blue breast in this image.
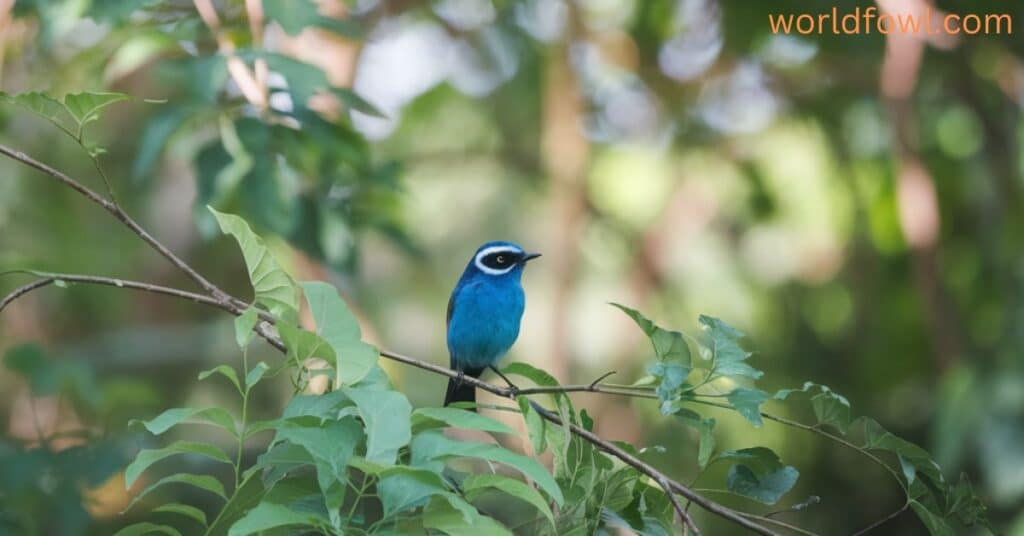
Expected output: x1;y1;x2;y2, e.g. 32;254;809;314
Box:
447;277;525;370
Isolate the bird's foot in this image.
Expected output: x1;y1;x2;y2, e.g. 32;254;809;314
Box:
455;370;465;386
490;366;520;396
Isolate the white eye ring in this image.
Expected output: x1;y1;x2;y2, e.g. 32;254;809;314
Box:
474;246;521;275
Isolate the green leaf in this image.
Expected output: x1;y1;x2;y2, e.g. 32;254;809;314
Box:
463;473;556;530
133;104;193;181
124;473;227;513
112;523;182;536
209;207;300;320
282;390;350;420
245;362;269;389
343;386;411;465
330;87;385;118
699;315;762;380
948;473;988;527
676;409;716;468
411;407;516;436
62;91;131;127
612;304;693;405
263;0;361;38
277;322;336;369
517;395;547;455
910;500;955;536
727;388;770;427
246;442;314;485
204;474;266;536
234;308;259;350
0;91;65;124
301;281;379;385
719;447;799;505
133;407;237;437
423;495;512;536
411;430;564;506
774;382;851;434
151;503;208;527
275;416;363;507
227;502;320;535
198;365;242;394
125;441;232;489
377;466;450;517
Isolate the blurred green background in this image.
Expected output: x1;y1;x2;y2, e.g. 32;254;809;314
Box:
0;0;1022;534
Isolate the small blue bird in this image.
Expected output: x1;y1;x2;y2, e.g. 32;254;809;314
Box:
444;241;540;408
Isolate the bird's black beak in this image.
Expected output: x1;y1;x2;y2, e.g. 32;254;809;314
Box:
521;252;542;263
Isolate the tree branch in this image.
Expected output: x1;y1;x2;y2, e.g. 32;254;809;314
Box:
0;144;234;303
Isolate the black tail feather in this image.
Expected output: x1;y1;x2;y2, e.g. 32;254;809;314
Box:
444;367;484;409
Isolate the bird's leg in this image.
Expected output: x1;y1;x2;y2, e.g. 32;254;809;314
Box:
455;369;465;386
489;366;519;396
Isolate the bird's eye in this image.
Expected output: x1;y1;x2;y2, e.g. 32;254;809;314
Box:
496;255;506;264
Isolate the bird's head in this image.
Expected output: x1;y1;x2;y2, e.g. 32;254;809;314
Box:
467;241;541;279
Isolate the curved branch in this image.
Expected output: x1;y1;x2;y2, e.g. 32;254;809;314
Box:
0;272;226;314
0;144;233;303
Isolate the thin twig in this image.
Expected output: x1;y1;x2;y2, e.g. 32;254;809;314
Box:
849;502;910;536
0;272;225;314
0;144;234;303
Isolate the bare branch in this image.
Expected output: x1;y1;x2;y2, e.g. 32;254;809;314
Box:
0;144;235;303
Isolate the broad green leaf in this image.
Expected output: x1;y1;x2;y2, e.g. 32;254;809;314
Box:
275;417;363;495
245;362;269;389
209;207;300;320
246;442;314;486
463;473;556;529
234;308;259;350
133;104;193;181
133;407;236;437
330;87;385;118
204;474;266;536
517;395;547;455
283;390;350;419
411;430;564;506
858;418;943;487
343;387;411;465
124;473;227;513
62;92;131;127
612;304;694;405
227;502;320;535
411;407;516;436
151;503;207;527
700;315;762;380
424;495;512;536
612;303;692;367
263;0;361;38
301;281;379;385
948;473;988;527
198;365;242;394
676;409;716;468
125;441;231;488
910;500;955;536
719;447;799;505
112;523;182;536
774;382;851;434
377;466;450;517
503;361;561;387
0;92;65;124
727;388;770;427
277;322;336;369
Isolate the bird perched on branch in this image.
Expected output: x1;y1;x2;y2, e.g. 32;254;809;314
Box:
444;241;540;409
